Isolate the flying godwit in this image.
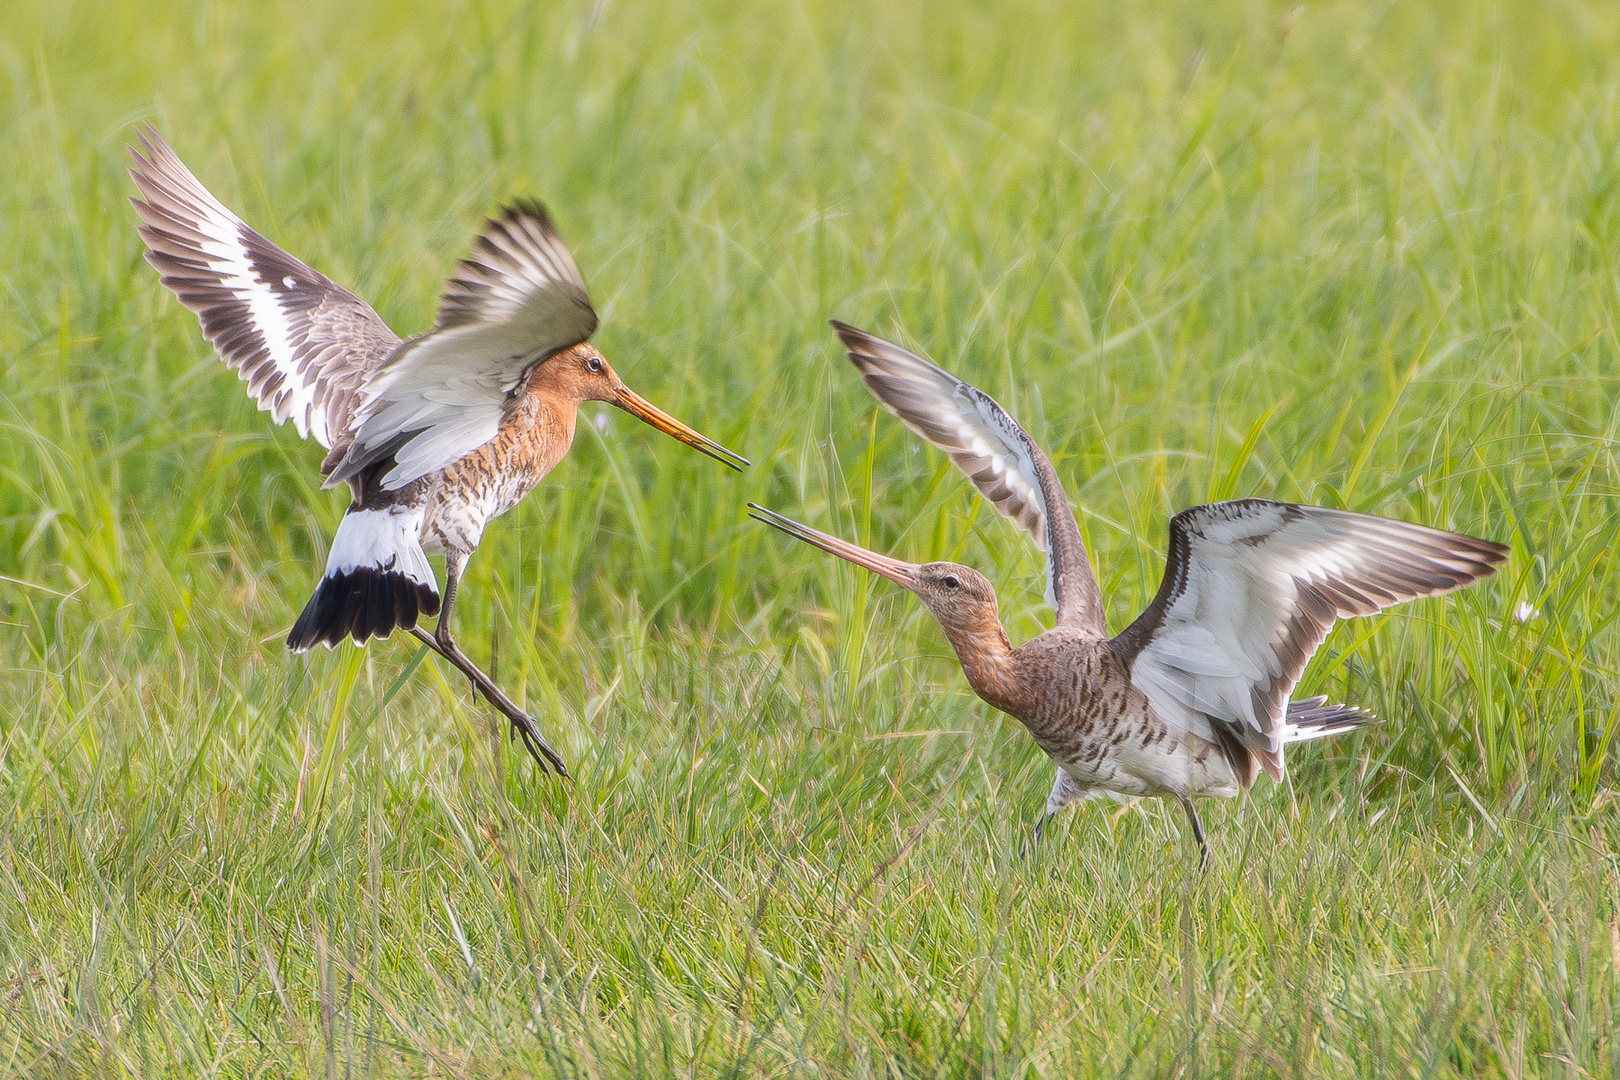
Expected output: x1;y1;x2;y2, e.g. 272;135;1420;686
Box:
128;127;746;776
750;321;1507;862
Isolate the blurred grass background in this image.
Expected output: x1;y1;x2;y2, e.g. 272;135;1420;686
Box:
1;0;1617;1074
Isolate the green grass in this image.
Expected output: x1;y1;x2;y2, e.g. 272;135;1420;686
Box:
2;0;1618;1074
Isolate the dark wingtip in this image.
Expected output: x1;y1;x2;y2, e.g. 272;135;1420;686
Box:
127;129;158;190
129;122;156;161
507;196;550;218
828;319;872;350
127;124;173;182
829;320;895;382
493;197;557;238
287;568;440;652
1442;531;1510;587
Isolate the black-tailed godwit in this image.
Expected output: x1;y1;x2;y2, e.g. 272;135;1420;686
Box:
750;321;1505;861
129;127;746;775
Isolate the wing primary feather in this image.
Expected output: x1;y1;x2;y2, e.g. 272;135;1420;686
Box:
128;125;400;457
829;320;1106;635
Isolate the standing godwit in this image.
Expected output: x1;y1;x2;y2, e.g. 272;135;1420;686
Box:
129;127;746;775
750;321;1506;861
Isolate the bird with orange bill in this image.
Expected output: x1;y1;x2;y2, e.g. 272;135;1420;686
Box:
129;127;746;775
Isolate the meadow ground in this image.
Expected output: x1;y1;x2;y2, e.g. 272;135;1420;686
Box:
2;0;1618;1075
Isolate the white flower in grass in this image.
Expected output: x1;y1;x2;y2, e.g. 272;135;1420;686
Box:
1513;600;1540;623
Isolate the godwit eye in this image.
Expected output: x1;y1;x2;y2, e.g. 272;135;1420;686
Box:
942;574;961;589
585;356;604;374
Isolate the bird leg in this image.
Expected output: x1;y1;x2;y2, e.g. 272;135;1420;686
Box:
1176;794;1210;869
410;555;570;778
1019;810;1056;862
1025;768;1080;854
1024;769;1086;858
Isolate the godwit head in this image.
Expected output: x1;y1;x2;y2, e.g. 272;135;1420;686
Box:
534;343;746;469
746;505;1001;636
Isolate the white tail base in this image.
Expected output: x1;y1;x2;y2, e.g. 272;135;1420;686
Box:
323;506;436;590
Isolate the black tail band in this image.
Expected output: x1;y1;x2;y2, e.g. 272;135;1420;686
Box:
287;568;441;651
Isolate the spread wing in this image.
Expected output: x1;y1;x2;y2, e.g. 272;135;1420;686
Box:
328;201;598;490
1113;499;1507;783
128;126;399;456
831;321;1106;635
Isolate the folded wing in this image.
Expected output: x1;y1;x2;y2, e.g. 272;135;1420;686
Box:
831;321;1106;635
329;202;598;490
1113;499;1507;784
128;126;400;457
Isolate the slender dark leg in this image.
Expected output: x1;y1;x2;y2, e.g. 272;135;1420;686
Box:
1027;769;1078;856
410;553;570;777
1020;810;1056;862
1176;794;1210;869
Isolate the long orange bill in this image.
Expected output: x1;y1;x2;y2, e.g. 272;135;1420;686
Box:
613;384;749;471
746;503;920;589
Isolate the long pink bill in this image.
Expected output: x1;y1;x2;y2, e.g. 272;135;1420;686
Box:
747;503;920;589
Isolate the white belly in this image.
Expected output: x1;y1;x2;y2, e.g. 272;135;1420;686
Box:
1112;735;1242;799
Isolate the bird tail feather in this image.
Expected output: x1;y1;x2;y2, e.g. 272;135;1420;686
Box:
287;506;440;651
1282;695;1376;743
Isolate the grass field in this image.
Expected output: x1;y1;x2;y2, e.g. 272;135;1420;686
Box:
2;0;1618;1074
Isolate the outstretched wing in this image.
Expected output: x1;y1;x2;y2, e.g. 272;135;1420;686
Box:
328;201;597;490
128;126;399;456
1113;499;1507;784
831;321;1106;635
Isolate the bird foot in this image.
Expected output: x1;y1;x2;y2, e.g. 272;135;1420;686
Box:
411;626;571;777
475;687;570;778
497;704;571;779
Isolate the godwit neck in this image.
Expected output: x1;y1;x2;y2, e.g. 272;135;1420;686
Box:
926;595;1023;722
911;567;1024;715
